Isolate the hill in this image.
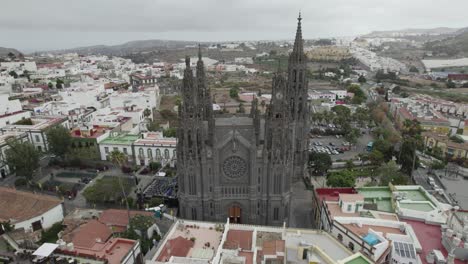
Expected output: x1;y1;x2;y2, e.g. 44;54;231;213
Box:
0;47;22;57
363;27;460;38
424;28;468;57
51;39;199;56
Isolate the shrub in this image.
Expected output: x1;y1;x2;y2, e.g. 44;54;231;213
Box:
14;178;28;187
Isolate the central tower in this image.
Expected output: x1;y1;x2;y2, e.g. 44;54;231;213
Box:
177;15;309;225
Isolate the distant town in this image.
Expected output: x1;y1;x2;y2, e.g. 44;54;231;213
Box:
1;12;468;264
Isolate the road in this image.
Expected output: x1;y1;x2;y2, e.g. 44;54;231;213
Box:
289;180;314;229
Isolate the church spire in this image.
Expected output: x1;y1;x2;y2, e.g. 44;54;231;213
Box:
198;44;202;61
290;12;304;63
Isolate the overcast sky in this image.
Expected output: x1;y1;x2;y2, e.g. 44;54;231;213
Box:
1;0;468;52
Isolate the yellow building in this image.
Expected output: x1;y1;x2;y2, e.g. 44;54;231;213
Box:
423;132;468;159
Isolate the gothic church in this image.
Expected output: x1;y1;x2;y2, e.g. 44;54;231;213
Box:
177;15;309;225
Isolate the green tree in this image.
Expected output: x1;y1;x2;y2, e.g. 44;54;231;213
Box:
345;160;355;170
332;105;351;117
369;150;385;166
344;128;360;146
347;84;367;104
46;126;72;157
446;79;456;89
143;108;152;118
149;161;161;171
308;152;332;175
430;160;446;170
358;75;367;83
373;139;394;161
5;139;41;179
83;176;132;203
8;71;18;78
55;79;64;89
48;82;53;89
163;128;177;137
327;170;356;187
229;87;239;99
353;107;370;127
147;121;160;132
377;160;408;186
399;138;419;175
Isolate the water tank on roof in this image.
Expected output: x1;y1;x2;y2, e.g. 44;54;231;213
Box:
426;251;435;264
66;243;74;251
453;237;461;247
446;229;454;238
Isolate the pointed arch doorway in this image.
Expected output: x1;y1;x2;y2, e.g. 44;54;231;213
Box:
229;205;241;223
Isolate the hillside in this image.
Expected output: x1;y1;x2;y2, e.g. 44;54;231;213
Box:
424;28;468;57
0;47;22;57
51;39;199;56
363;27;460;38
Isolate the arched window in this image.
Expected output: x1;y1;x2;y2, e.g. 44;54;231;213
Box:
139;148;144;157
173;149;177;158
338;233;343;242
156;149;161;158
164;149;170;159
147;148;152;158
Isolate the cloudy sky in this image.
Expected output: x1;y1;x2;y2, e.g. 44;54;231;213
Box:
1;0;468;52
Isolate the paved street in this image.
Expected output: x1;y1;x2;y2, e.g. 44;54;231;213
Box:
289;180;314;229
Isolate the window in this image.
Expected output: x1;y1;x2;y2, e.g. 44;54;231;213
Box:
347;204;352;212
273;207;279;221
348;242;354;251
123;148;128;154
338;234;343;242
191;208;197;220
164;149;170;159
139;148;144;157
37;146;42;152
104;147;109;154
173;149;177;158
156;149;161;158
35;135;40;142
147;148;152;158
113;147;118;151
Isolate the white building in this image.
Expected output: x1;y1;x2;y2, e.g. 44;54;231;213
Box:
109;87;160;116
133;132;176;167
0;94;31;128
0;61;38;73
1;115;69;152
0;187;64;233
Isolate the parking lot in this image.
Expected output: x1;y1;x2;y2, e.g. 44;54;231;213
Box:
308;133;374;161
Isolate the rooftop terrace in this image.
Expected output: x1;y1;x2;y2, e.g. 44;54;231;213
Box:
100;133;139;145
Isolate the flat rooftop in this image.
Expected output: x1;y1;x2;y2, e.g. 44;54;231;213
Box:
155;222;222;262
404;219;464;264
284;230;352;262
100;133;139;145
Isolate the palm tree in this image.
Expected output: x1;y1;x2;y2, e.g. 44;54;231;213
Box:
109;150;132;226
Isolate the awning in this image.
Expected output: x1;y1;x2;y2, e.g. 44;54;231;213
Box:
33;243;59;257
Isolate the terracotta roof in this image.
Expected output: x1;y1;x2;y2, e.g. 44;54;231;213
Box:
239;251;253;264
339;193;365;202
0;187;62;223
157;236;194;262
262;240;285;255
64;219;113;249
223;230;253;250
99;209;153;229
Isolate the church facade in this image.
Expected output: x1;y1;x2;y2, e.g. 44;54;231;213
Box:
177;15;309;226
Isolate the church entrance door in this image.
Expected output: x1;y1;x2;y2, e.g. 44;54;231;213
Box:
229;205;241;224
